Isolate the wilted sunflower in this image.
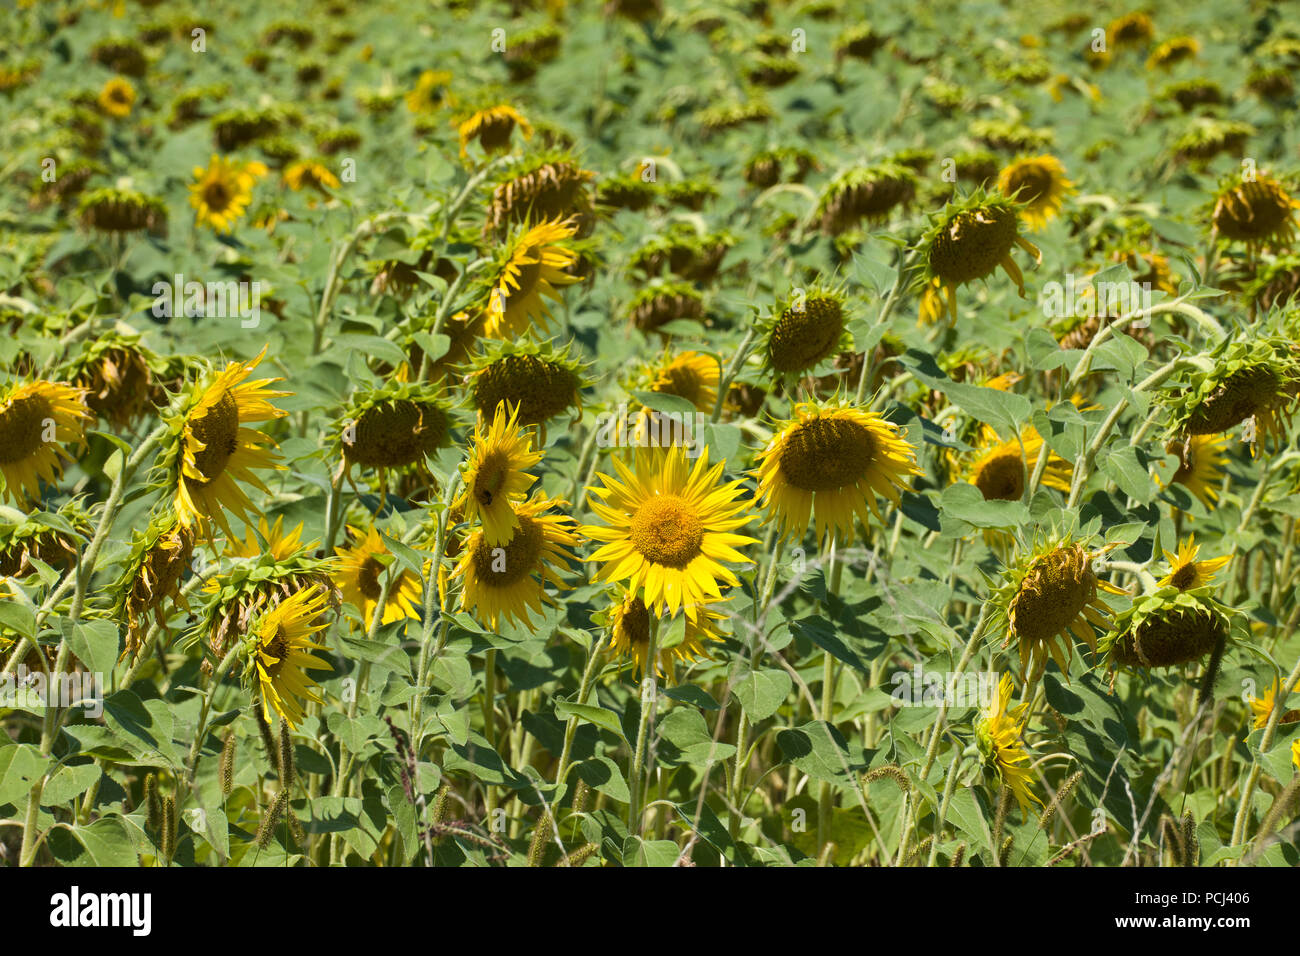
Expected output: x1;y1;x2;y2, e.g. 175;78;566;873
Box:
190;155;267;233
339;381;450;475
453;493;580;632
996;155;1073;231
1101;586;1231;676
0;500;91;578
627;281;705;333
457;400;543;546
98;77;136;117
456;104;533;158
1166;337;1299;452
975;673;1042;815
484;217;581;339
166;347;288;537
1157;535;1230;591
1106;12;1154;49
990;535;1123;680
116;516;194;659
815;162;918;235
333;525;425;629
585;446;756;620
283;159;340;194
754;402;921;544
1173;117;1253;163
77;187;168;234
245;585;334;729
967;427;1072;501
1247;679;1300;730
1162;434;1228;510
0;381;92;505
66;336;156;430
760;286;853;380
1211;174;1299;255
464;339;586;428
484;153;597;236
605;591;726;680
1146;36;1199;70
919;192;1041;322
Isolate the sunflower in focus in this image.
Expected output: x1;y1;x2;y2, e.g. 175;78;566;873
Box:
245;585;334;729
1247;678;1300;730
1166;337;1299;454
484;217;581;339
996;155;1073;231
0;381;92;505
456;104;533;158
333;525;424;629
967;427;1072;501
167;347;288;537
644;350;719;414
754;402;921;544
227;514;314;562
189;155;267;233
975;672;1042;814
1100;586;1230;676
586;445;756;620
759;286;853;380
606;590;727;680
457;400;543;546
465;338;587;429
98;76;135;117
1162;434;1228;510
453;493;580;632
1157;535;1230;591
116;515;193;659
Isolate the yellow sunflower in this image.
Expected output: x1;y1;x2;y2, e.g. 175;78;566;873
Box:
0;381;92;505
996;155;1073;231
585;445;757;621
967;427;1071;501
485;218;581;339
646;351;719;414
405;69;452;114
1157;535;1230;591
456;104;533;158
975;673;1042;814
1247;678;1300;730
226;514;314;562
333;525;425;629
457;400;544;546
189;155;267;233
249;585;334;729
283;159;341;193
1163;434;1228;510
453;493;580;632
98;76;135;117
171;347;289;537
754;402;921;544
606;590;726;680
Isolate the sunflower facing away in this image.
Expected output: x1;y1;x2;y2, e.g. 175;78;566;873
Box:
996;155;1073;231
1101;586;1230;675
170;347;289;537
967;426;1072;501
333;525;425;629
1211;173;1299;256
1157;535;1230;591
456;104;534;158
606;590;726;680
0;381;92;505
585;445;757;620
246;585;334;729
754;402;921;544
453;493;580;632
485;217;581;339
976;673;1042;815
1163;434;1228;510
458;400;544;546
189;155;268;232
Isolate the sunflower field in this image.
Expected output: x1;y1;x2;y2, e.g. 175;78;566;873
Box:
1;0;1299;872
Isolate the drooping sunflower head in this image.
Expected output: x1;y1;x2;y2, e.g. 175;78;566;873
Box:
628;224;734;283
814;162;919;236
464;337;587;428
990;533;1124;680
242;585;335;729
754;401;921;544
1243;252;1300;313
455;104;533;159
77;187;168;235
1157;535;1230;591
163;346;289;538
456;399;543;546
0;380;92;505
482;217;581;339
0;498;91;579
1106;12;1155;49
626;280;705;335
975;672;1043;815
333;524;425;630
585;445;756;620
1146;35;1199;70
1161;434;1229;511
453;492;580;633
98;76;136;118
1172;117;1254;163
759;284;853;380
1100;586;1232;676
742;146;819;189
604;590;727;681
996;155;1073;231
484;151;597;237
966;426;1072;502
1211;173;1300;255
189;155;268;233
211;107;284;151
919;190;1041;323
114;513;195;659
337;380;451;474
63;334;157;430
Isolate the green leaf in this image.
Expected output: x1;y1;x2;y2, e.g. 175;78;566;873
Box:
657;707;735;767
554;700;626;740
732;669;792;722
60;618;121;678
0;743;47;807
622;835;680;867
72;816;140;866
40;762;101;808
939;482;1029;529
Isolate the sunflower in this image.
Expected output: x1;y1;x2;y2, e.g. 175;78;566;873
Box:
405;69;452;114
1106;12;1154;49
920;192;1041;323
760;286;853;379
246;585;334;729
645;351;719;414
169;347;289;537
627;281;704;333
226;514;315;562
1101;587;1230;675
1247;679;1300;731
1163;434;1228;510
339;383;450;474
333;525;424;629
967;427;1072;501
1211;174;1299;256
996;155;1073;231
754;402;920;544
991;535;1123;680
453;493;580;632
189;155;267;233
1146;36;1199;70
465;339;586;428
283;159;340;193
456;105;533;158
98;76;136;117
68;338;155;430
585;445;756;620
484;153;597;236
606;591;726;680
117;516;194;658
975;673;1042;815
1157;536;1230;591
456;400;543;546
78;187;168;234
1168;338;1299;453
0;381;92;505
814;162;918;235
484;218;581;339
1173;118;1253;163
0;500;91;578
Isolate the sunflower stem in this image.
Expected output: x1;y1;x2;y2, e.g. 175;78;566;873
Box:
816;533;842;856
627;616;659;834
1230;652;1300;851
710;327;757;424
